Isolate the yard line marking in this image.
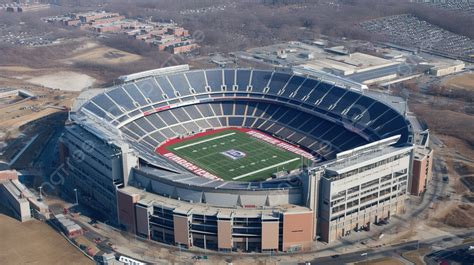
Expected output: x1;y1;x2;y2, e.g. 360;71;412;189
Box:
232;157;300;180
173;132;236;150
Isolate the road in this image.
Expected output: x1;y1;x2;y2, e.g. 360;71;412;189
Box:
309;241;418;264
311;231;474;265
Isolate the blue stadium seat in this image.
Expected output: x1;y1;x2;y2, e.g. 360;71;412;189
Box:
267;72;291;94
169;124;188;135
195;119;211;130
123;83;148;106
171;108;192;122
91;94;123;117
250;70;272;93
182;105;203;120
105;87;137;111
195;104;214;117
228;117;245;127
143;136;159;147
158;111;179;125
146;115;166;128
318;86;345;110
260;104;279;119
205;70;223;91
310;82;333;103
234;103;247;116
210;103;223;116
207;117;221;128
244;117;256;127
124;122;147;136
185;70;207;93
236;70;251;91
280;75;305;98
82;102;110;120
159;128;176;139
288;112;311;128
223;69;235;90
182;121;200;133
134;117;156;132
121;127;140;140
168;73;192;97
222;102;234;115
331;91;361;114
370;109;398;129
135;78;163;102
294;79;319;99
149;131;167;143
252;118;266;128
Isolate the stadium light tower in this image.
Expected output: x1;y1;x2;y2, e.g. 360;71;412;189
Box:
38;185;43;201
73;188;78;206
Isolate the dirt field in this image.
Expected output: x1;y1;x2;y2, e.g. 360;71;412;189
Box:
27;71;96;91
444;73;474;90
65;41;142;65
0;86;76;167
0;205;93;265
0;38;145;89
0;88;76;130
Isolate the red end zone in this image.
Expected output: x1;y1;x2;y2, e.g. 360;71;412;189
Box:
155;127;316;181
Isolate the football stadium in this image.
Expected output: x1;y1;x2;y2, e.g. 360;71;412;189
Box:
60;65;431;252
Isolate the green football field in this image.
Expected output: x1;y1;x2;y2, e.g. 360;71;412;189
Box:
165;129;309;182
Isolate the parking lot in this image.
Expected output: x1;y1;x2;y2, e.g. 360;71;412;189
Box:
425;244;474;265
360;14;474;62
417;0;474;15
0;31;60;47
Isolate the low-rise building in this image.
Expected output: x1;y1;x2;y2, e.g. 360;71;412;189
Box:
78;12;120;23
0;170;49;222
168;27;189;37
429;60;465;76
0;179;32;222
171;43;199;54
43;11;198;54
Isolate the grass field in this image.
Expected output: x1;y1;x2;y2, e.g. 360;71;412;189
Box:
165;129;309;182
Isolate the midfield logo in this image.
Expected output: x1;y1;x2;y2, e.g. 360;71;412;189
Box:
221;149;246;160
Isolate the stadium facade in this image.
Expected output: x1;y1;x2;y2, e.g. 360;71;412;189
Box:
60;66;432;253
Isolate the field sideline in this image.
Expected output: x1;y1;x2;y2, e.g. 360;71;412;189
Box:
157;128;313;182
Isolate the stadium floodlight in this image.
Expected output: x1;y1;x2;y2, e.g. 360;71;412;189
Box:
38;185;43;201
73;188;78;206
